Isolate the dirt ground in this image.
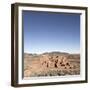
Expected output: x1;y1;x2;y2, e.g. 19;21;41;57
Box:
24;52;80;77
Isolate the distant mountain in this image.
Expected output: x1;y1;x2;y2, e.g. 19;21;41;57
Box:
24;53;38;57
42;51;69;55
24;51;69;55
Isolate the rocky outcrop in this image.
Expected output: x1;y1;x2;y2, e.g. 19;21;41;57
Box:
40;55;73;69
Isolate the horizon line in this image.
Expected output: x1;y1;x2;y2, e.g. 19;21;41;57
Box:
24;51;80;55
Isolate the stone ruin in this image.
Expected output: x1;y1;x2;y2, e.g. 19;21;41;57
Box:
40;54;74;70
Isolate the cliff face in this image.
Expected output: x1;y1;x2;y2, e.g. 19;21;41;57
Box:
24;52;80;77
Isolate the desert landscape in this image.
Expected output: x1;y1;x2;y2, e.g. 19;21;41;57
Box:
24;52;80;77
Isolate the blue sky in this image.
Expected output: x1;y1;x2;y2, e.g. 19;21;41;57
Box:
22;11;80;54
